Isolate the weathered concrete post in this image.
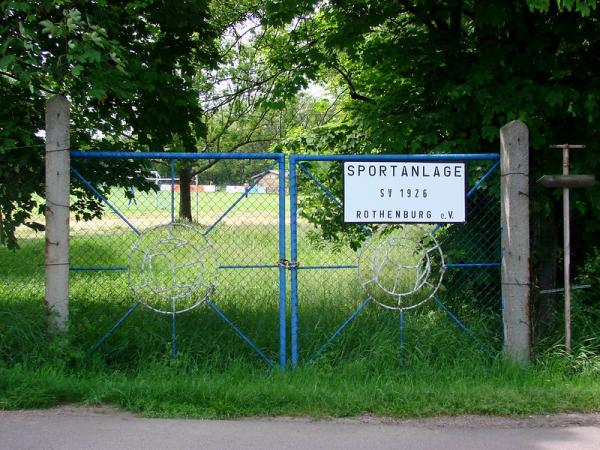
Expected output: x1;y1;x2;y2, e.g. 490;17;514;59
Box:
45;95;70;332
500;120;531;363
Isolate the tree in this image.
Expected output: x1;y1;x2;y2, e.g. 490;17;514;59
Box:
0;0;218;248
173;22;281;220
262;0;600;339
174;17;340;220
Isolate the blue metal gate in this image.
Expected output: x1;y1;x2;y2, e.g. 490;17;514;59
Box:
288;153;501;367
70;151;287;368
69;150;500;369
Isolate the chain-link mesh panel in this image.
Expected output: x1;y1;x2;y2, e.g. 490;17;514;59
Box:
292;158;501;363
68;156;283;366
435;163;502;348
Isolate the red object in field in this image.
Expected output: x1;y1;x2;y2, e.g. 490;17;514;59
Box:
167;184;215;192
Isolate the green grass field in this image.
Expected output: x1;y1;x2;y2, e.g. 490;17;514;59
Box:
1;189;599;418
118;190;281;216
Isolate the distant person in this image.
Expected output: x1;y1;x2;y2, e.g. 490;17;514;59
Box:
128;186;137;206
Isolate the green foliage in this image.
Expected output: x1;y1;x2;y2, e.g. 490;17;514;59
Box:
0;81;45;248
157;13;342;219
571;249;600;349
0;0;219;247
529;247;600;353
529;0;598;14
189;17;341;183
263;0;600;269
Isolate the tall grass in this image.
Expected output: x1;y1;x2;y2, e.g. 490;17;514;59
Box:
1;350;599;417
0;225;503;369
1;211;599;416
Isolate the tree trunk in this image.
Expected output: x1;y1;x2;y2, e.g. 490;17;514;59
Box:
179;165;193;222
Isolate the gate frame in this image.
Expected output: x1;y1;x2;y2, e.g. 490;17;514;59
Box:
69;150;287;368
289;153;503;367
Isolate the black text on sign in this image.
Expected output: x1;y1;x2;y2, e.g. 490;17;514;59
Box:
343;161;467;223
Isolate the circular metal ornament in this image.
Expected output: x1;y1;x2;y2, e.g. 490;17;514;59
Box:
357;225;445;311
128;223;218;314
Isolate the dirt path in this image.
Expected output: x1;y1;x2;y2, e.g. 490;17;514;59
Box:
1;406;599;450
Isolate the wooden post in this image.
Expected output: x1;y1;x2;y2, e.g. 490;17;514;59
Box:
500;120;531;363
45;95;70;332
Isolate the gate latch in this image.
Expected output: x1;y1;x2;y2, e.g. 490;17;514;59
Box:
277;259;299;270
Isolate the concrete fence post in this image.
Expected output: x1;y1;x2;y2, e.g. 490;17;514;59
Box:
45;95;70;332
500;120;531;363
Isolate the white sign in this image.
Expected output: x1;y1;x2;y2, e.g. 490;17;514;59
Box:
343;161;466;223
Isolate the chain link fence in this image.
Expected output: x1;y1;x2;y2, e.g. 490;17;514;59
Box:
72;153;286;367
289;155;501;366
1;152;501;368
